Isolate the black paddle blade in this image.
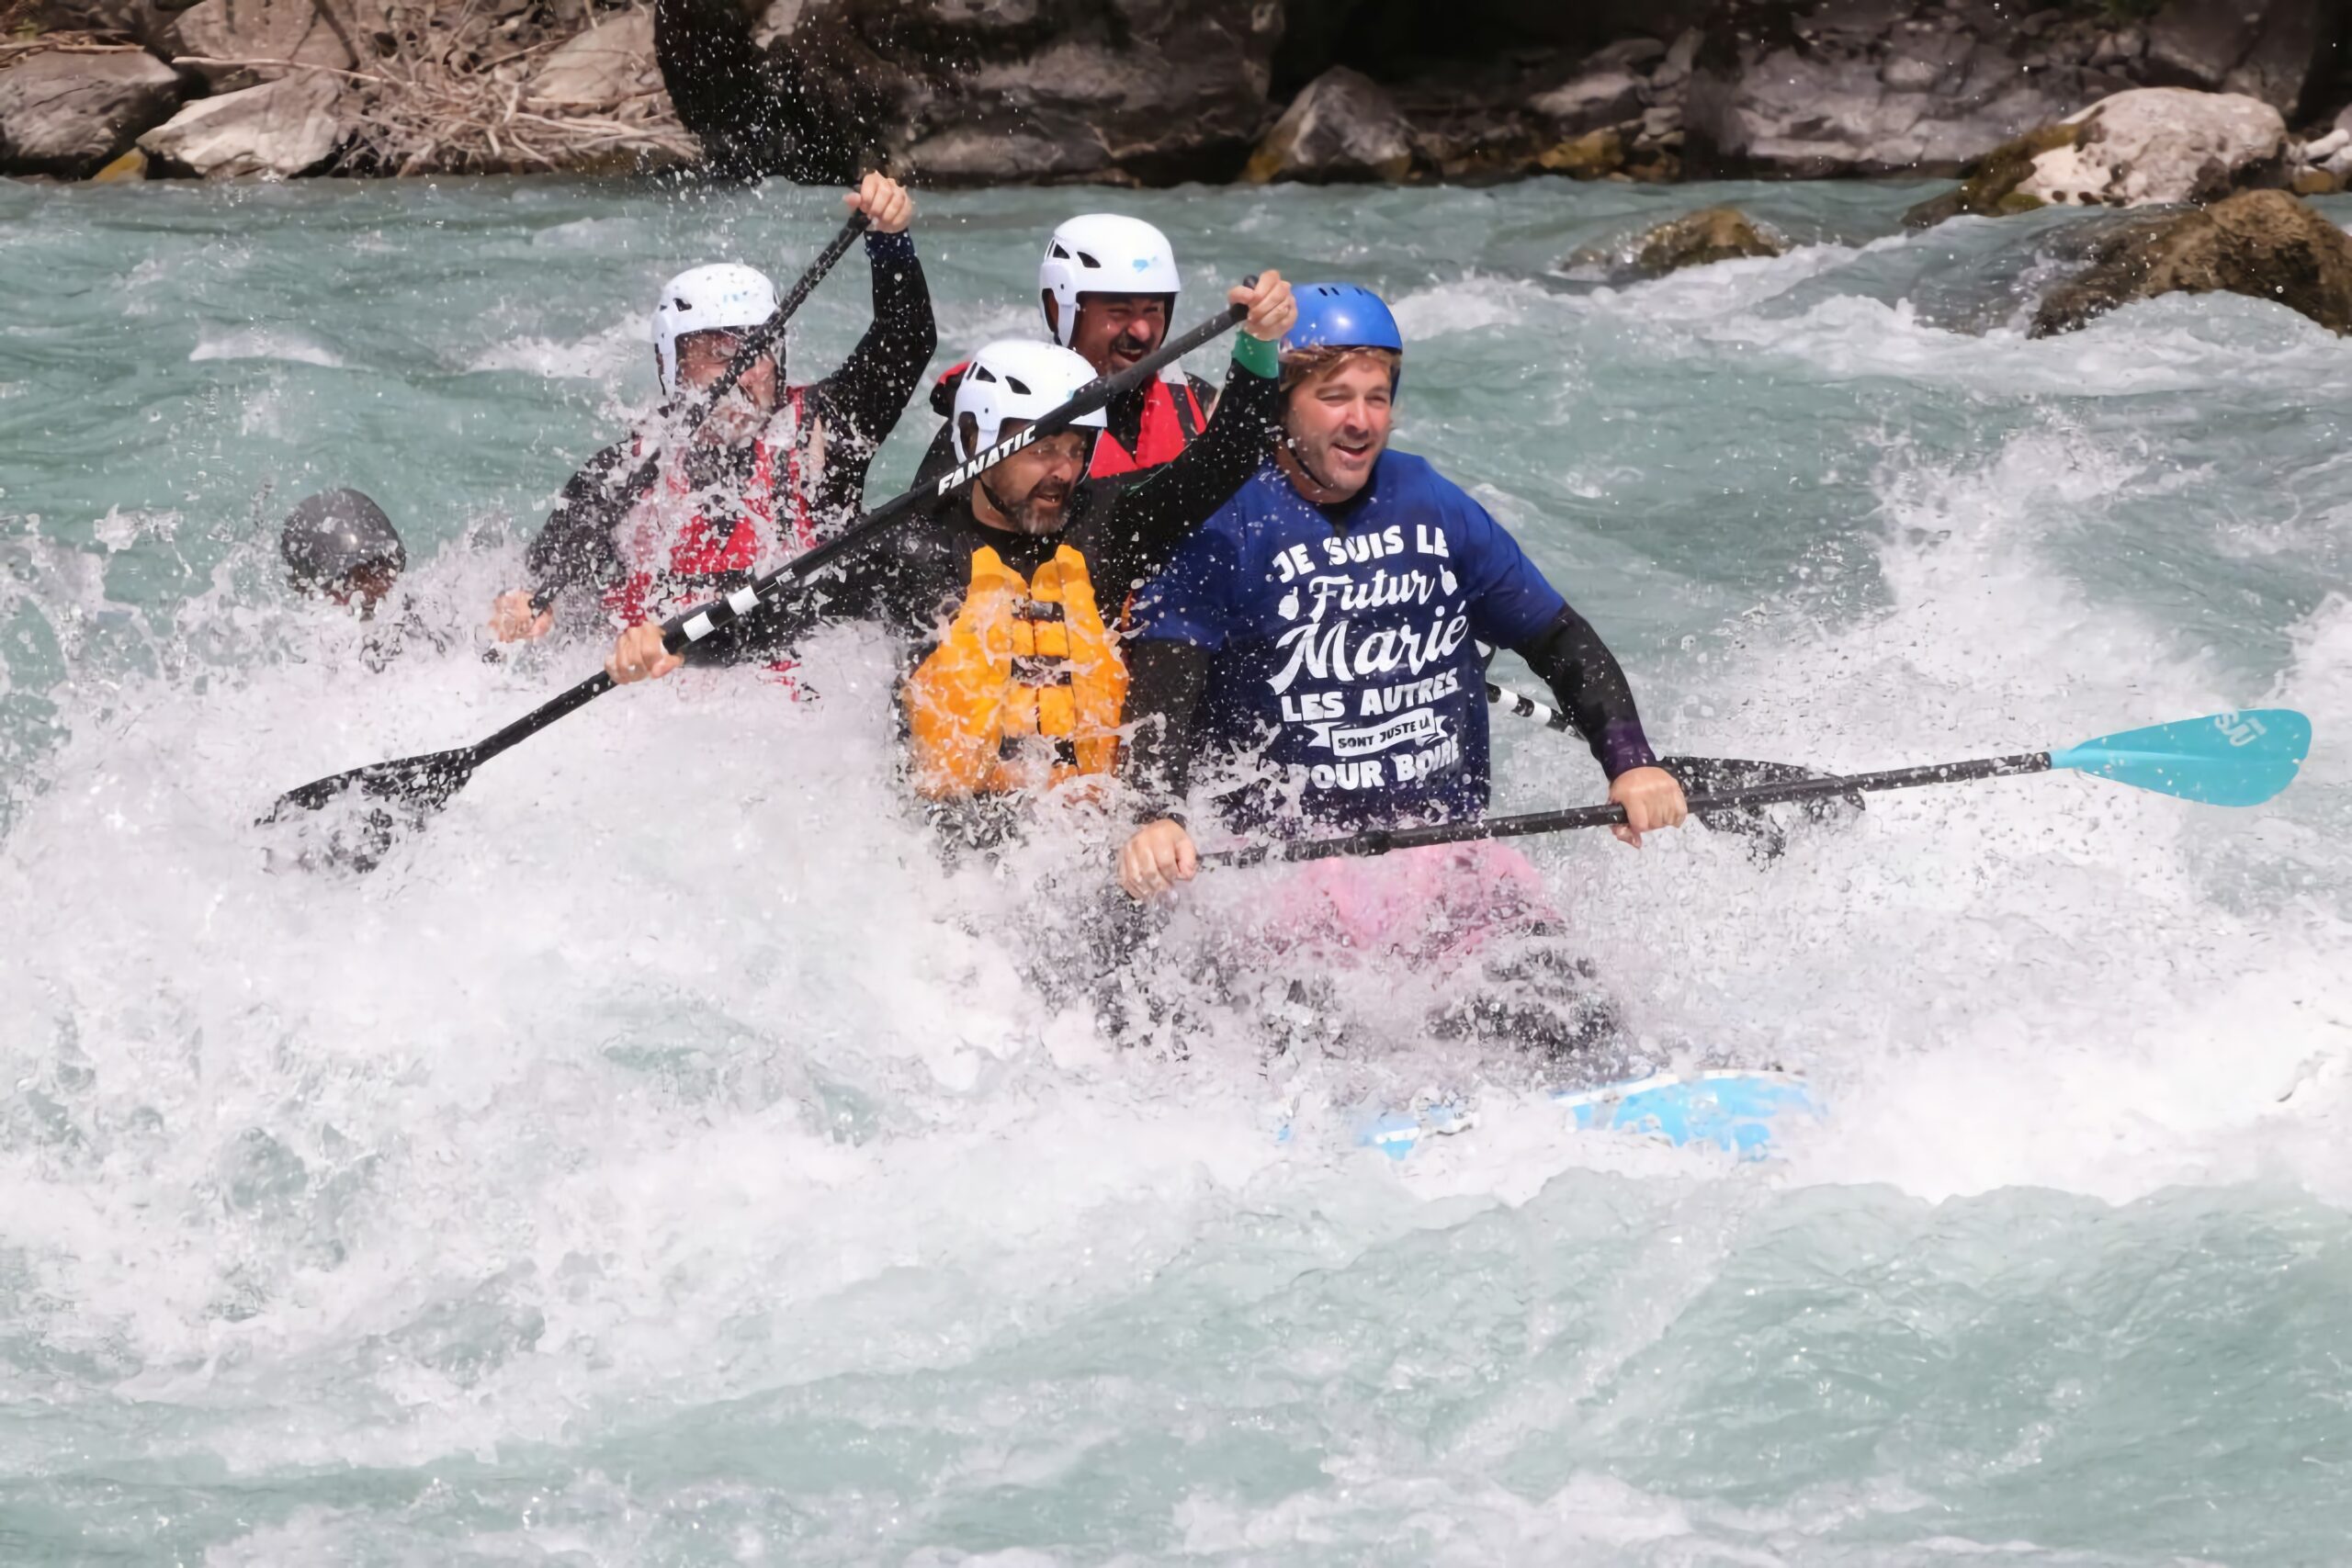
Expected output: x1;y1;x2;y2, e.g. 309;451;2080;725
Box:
260;746;480;875
1659;755;1862;861
268;745;481;819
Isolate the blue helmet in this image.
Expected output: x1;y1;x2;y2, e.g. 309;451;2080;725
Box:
1281;283;1404;358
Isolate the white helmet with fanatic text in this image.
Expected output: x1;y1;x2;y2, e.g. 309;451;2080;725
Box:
1037;214;1182;348
652;263;778;397
951;339;1107;461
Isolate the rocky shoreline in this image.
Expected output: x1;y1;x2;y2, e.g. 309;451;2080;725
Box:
7;1;2352;336
1;1;2345;189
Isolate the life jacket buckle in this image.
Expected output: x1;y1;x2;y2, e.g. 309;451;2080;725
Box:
1011;655;1074;687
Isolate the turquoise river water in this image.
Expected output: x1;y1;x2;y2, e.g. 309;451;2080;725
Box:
1;175;2347;1563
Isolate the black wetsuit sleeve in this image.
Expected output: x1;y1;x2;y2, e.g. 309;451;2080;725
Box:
1122;637;1211;817
801;231;938;523
910;417;961;491
1512;605;1659;779
1092;352;1281;588
525;440;639;604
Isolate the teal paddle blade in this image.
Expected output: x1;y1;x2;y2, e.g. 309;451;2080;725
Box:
2049;708;2312;807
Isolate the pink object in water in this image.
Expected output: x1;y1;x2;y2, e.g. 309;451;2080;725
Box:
1259;839;1559;967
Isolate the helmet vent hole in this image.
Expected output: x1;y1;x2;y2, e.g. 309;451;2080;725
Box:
1076;251;1101;269
1005;376;1032;395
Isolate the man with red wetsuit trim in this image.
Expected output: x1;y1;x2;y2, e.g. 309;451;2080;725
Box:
487;174;935;681
911;213;1216;490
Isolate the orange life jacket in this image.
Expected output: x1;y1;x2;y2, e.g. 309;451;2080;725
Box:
603;386;819;629
902;544;1130;799
1087;376;1206;479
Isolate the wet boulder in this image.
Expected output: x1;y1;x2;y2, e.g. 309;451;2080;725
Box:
1564;204;1785;277
139;72;343;178
0;45;183;178
1244;66;1417;184
1900;121;2087;227
2030;188;2352;337
1633;205;1785;274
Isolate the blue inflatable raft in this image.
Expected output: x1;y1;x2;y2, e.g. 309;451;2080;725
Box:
1349;1069;1824;1162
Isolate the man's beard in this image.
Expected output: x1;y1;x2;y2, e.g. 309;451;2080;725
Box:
988;474;1075;535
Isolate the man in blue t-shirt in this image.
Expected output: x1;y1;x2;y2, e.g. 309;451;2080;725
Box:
1114;284;1688;901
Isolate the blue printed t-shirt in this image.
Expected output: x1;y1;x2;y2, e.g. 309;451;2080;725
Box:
1132;450;1568;829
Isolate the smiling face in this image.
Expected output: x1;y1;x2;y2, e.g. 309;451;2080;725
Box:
1059;292;1170;376
1278;352;1397;502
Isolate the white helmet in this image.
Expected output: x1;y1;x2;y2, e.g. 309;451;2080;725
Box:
952;339;1107;461
1038;214;1181;348
652;263;778;397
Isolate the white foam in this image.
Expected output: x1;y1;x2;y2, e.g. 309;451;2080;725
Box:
189;329;345;368
465;313;651;381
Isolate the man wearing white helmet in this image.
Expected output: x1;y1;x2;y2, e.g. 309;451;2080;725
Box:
914;213;1215;488
608;272;1297;846
488;173;933;676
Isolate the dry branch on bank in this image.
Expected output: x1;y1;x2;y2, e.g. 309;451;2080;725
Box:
177;0;696;176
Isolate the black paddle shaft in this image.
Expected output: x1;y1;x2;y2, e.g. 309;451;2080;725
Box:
1202;750;2055;867
273;291;1253;820
526;213;870;616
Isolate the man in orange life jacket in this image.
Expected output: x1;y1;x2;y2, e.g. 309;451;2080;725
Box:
487;173;934;679
911;214;1213;490
606;274;1297;849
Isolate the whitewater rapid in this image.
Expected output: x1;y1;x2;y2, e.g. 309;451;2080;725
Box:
1;175;2346;1562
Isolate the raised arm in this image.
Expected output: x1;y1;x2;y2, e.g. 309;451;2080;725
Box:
1095;274;1295;581
808;175;937;464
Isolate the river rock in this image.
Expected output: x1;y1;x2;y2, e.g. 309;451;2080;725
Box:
0;46;183;178
2030;188;2352;337
663;0;1281;186
2141;0;2337;117
1686;0;2106;178
1900;121;2086;226
1538;127;1623;179
139;71;342;178
90;144;147;180
1903;88;2290;226
1529;67;1645;134
168;0;367;92
530;7;660;107
1633;205;1785;273
2016;88;2287;207
1244;66;1416;184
